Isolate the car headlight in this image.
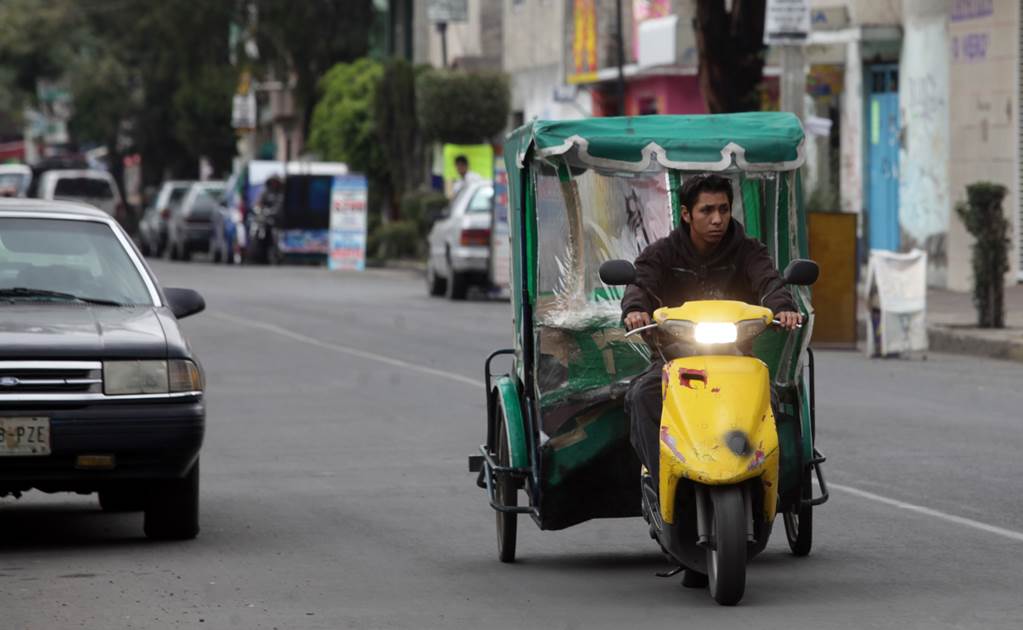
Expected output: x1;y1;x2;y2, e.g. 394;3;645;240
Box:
104;360;203;395
693;322;738;344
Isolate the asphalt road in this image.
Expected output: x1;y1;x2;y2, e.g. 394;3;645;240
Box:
3;261;1023;629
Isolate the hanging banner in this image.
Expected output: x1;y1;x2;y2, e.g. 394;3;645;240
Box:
568;0;598;84
328;174;368;271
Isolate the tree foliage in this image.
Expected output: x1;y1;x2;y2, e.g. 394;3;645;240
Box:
416;70;510;145
254;0;374;138
308;58;385;177
956;182;1010;328
694;0;767;113
373;59;427;200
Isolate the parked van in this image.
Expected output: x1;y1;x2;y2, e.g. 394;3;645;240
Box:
35;169;126;224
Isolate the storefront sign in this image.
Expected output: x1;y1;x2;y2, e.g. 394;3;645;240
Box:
427;0;468;23
328;174;368;271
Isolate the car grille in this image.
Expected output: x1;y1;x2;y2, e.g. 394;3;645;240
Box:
0;361;103;396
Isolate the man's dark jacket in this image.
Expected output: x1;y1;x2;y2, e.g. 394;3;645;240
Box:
621;220;797;316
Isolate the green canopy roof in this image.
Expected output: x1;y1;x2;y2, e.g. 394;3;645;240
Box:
507;112;805;173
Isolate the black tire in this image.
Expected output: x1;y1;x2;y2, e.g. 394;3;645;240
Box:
181;244;193;262
211;243;222;264
706;486;747;606
144;461;200;541
784;469;813;557
98;486;145;512
495;408;517;563
139;239;151;257
426;261;446;296
446;271;469;300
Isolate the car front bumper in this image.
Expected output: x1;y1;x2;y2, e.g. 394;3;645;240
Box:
0;398;205;493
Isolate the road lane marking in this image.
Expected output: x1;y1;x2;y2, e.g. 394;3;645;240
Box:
210;311;482;388
212;312;1023;543
830;482;1023;543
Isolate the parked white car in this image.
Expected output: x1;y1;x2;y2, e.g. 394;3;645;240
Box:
426;180;494;300
35;169;125;224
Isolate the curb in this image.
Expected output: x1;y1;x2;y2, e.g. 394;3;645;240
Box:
926;325;1023;363
855;319;1023;363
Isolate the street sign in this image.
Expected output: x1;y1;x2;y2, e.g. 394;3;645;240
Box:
764;0;810;45
428;0;468;23
232;92;256;130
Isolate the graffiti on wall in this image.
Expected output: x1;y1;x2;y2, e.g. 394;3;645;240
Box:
899;19;950;253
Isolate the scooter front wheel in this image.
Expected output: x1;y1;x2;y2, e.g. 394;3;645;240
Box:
707;486;747;606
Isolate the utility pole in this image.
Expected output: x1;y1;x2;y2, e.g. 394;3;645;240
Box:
615;0;626;115
780;45;806;120
437;21;448;68
765;0;809;121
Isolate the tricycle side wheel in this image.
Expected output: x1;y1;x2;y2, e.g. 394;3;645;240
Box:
784;469;813;556
706;486;747;606
495;407;517;563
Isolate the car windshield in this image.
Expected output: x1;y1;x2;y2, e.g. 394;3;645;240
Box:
0;218;153;306
54;177;114;199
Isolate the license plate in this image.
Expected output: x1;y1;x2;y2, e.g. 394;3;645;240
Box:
0;417;51;456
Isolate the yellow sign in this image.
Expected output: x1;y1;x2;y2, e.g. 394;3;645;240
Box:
571;0;598;81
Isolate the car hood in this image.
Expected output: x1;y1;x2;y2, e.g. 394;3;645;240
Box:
0;304;175;359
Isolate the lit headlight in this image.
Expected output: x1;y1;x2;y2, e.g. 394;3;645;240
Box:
104;360;203;395
693;322;738;344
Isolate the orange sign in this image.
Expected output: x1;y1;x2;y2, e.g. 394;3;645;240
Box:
571;0;598;83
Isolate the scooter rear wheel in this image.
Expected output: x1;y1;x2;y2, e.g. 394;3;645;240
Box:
495;408;517;563
706;486;747;606
784;469;813;556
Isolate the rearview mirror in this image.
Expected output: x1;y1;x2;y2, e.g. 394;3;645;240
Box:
599;260;636;286
164;288;206;319
782;259;820;286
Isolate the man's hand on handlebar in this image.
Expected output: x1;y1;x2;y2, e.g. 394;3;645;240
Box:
775;311;803;331
624;311;652;331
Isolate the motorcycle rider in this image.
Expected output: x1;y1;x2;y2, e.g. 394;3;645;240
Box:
621;173;802;488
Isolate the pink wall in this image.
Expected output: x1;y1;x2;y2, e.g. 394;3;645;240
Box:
625;75;707;116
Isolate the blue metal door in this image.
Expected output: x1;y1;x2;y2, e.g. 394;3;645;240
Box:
867;66;900;251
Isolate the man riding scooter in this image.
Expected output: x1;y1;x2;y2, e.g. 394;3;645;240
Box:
621;173;802;585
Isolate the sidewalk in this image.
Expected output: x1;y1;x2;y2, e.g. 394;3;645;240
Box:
924;284;1023;362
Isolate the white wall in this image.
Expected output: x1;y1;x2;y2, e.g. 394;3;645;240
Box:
947;0;1020;289
899;0;951;285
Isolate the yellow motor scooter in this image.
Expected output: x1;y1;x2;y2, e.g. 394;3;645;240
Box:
600;258;821;606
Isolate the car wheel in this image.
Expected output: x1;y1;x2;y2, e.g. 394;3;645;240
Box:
211;243;221;264
426;260;446;296
139;238;152;257
144;460;200;540
446;271;469;300
98;485;146;512
181;244;193;262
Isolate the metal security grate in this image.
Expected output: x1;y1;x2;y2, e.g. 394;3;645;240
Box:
0;361;103;396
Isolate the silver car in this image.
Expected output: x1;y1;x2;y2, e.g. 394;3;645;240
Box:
426;180;493;300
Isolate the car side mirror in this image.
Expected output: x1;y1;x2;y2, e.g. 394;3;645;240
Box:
428;208;449;224
164;288;206;319
599;259;636;286
782;259;820;286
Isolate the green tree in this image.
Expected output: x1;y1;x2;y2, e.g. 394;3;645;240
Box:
308;58;385;174
416;70;510;144
254;0;375;138
373;59;427;201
